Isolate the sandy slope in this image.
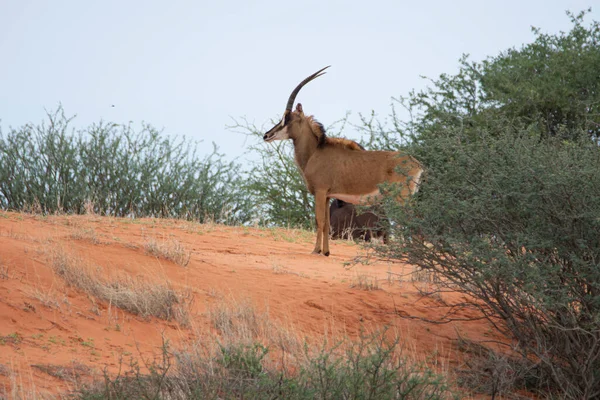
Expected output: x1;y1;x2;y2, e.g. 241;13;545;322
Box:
0;211;501;397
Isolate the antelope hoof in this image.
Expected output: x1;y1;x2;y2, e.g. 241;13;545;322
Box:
311;250;322;255
324;251;330;257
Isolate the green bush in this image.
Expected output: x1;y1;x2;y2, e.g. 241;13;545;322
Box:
0;107;254;224
382;127;600;398
76;331;454;400
375;10;600;399
241;121;315;229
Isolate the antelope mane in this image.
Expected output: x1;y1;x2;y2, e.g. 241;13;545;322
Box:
304;115;364;151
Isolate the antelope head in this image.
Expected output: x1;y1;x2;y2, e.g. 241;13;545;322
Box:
263;66;330;143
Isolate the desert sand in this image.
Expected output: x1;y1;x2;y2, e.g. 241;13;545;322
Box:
0;211;503;397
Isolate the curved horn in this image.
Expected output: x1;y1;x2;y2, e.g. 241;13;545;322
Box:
285;66;330;112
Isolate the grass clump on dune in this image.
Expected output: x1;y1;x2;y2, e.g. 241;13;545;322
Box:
50;247;191;325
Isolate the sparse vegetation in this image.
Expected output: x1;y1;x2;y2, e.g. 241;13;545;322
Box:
50;247;192;324
0;332;23;346
0;108;254;224
0;262;8;280
210;297;282;342
455;337;534;399
49;336;67;346
350;271;381;291
272;264;309;278
76;329;454;400
144;237;191;267
210;297;302;355
70;227;101;244
32;362;93;384
0;364;10;377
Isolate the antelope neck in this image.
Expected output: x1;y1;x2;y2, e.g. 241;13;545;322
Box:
292;131;318;171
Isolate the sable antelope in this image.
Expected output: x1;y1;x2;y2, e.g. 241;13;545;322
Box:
329;199;387;242
263;66;423;256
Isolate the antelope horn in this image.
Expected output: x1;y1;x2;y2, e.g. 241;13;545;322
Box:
285;66;330;112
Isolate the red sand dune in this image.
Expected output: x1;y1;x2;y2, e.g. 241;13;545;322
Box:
0;212;505;397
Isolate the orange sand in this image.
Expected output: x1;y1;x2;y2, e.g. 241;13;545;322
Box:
0;212;503;397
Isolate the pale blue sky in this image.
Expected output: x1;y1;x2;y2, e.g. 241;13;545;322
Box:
1;1;596;159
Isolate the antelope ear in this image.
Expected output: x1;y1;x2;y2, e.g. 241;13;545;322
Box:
281;110;291;126
310;120;326;147
295;103;304;114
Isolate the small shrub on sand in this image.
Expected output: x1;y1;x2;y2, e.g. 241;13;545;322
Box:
28;287;66;310
350;272;381;291
209;297;300;354
31;362;92;383
50;248;191;325
76;330;455;399
144;237;191;267
0;263;8;280
70;227;101;244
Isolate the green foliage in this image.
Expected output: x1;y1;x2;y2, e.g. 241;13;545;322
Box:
354;109;411;151
407;9;600;149
76;331;454;399
376;9;600;399
238;119;315;229
218;342;269;380
299;331;452;400
0;107;254;224
480;9;600;138
384;128;600;386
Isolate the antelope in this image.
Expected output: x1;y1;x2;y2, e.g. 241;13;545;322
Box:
263;66;423;256
329;199;387;243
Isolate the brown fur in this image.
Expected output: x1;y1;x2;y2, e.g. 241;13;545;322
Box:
293;105;362;151
325;137;364;151
329;199;386;242
305;115;326;147
303;111;364;151
264;92;423;256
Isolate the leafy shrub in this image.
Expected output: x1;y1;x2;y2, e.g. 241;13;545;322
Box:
76;330;454;399
382;127;600;398
0;107;254;224
376;10;600;399
235;119;315;229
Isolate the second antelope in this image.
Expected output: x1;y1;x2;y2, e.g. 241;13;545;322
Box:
263;66;423;256
329;199;387;243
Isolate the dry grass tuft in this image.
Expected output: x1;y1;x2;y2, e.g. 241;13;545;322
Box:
28;287;68;310
70;227;101;244
0;364;11;377
49;248;192;325
209;297;301;354
264;226;314;243
83;199;96;216
350;272;381;291
210;297;269;342
411;267;441;283
144;237;191;267
271;264;309;279
31;361;93;383
0;263;8;280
